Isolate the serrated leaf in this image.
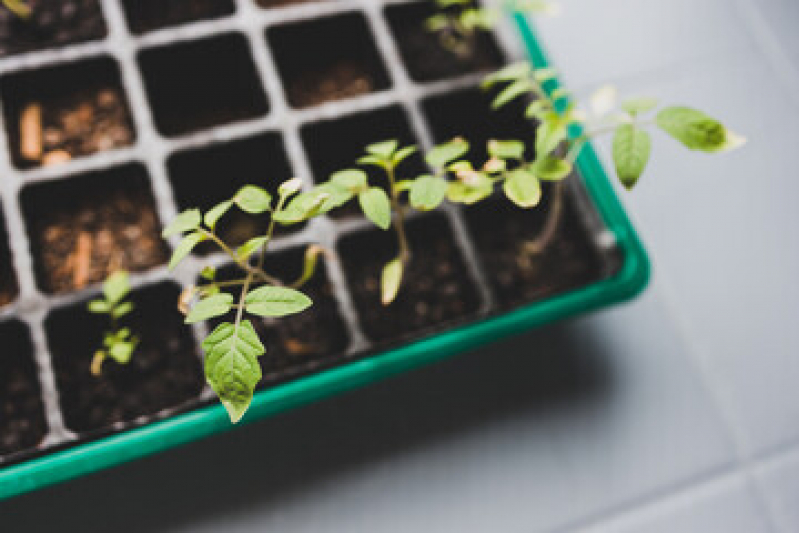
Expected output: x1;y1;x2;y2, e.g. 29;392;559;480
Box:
656;106;727;152
163;209;201;238
186;293;235;324
330;169;368;192
535;118;568;157
358;187;392;230
532;156;572;181
235;185;272;214
488;139;525;160
482;62;531;88
169;232;205;270
503;169;541;207
381;259;403;305
365;140;398;159
236;236;268;261
426;139;469;168
409;176;448;211
612;124;651;189
245;286;312;317
203;320;265;423
492;78;533;109
622;96;659;116
87;300;109;314
204;200;233;230
103;271;130;305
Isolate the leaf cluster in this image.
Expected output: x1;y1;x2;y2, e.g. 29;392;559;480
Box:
87;271;137;376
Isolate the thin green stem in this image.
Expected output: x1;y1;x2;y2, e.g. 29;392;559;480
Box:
386;165;411;265
200;229;280;286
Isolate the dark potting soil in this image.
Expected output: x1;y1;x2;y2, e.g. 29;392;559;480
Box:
46;283;203;434
267;12;390;109
300;105;426;219
120;0;235;35
209;247;351;387
21;164;169;295
0;211;19;307
167;132;300;256
0;321;48;456
2;57;135;169
338;213;481;344
0;0;106;58
464;190;619;309
385;1;504;83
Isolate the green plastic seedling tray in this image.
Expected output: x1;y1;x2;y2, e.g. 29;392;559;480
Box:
0;14;649;501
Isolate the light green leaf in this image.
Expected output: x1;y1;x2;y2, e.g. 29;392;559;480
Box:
290;245;324;288
535;118;568;157
447;181;493;204
492;78;533;109
330;169;368;192
314;183;354;213
381;258;403;305
622;97;659;116
87;300;109;314
365;140;398;159
278;178;303;197
656;106;727;152
526;100;549;119
236;236;268;261
357;155;387;168
200;266;217;281
358;187;392;230
425;139;469;168
533;67;558;83
273;191;329;224
235;185;272;214
203;320;265;423
532;156;572;181
245;286;312;317
162;209;201;238
488;139;525;160
108;340;136;364
409;175;448;211
186;293;235;324
204;200;233;230
112;301;134;319
482;62;531;88
503;169;541;207
169;232;205;270
392;145;418;165
612;124;652;189
103;271;130;305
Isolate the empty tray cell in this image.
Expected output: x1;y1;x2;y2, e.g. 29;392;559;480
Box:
0;0;106;58
464;195;618;310
206;246;350;387
267;12;391;109
21;164;169;295
167;132;297;254
256;0;332;9
121;0;235;35
385;1;503;83
46;282;204;434
1;56;135;169
337;213;481;344
0;209;19;308
0;321;48;456
138;33;268;137
300;105;425;217
422;85;536;164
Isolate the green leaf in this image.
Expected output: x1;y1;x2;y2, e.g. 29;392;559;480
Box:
273;191;329;224
203;320;265;423
87;300;109;314
488;139;525;160
482;62;531;88
535;118;568;157
392;145;418;166
103;271;130;305
245;286;312;317
533;67;558;83
503;169;541;207
656;106;728;152
235;185;272;214
492;78;532;109
447;181;493;204
108;340;136;364
330;169;368;192
278;178;303;197
169;232;205;270
526;100;549;119
204;200;233;230
186;293;235;324
200;266;217;281
622;97;659;116
425;139;469;168
612;124;652;189
409;175;448;211
358;187;392;230
290;245;324;289
314;183;354;213
365;140;398;159
357;155;387;168
163;209;201;238
381;258;403;305
236;236;268;261
112;301;134;319
532;156;572;181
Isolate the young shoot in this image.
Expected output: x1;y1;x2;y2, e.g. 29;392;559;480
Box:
164;180;329;423
427;0;558;58
87;271;138;377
